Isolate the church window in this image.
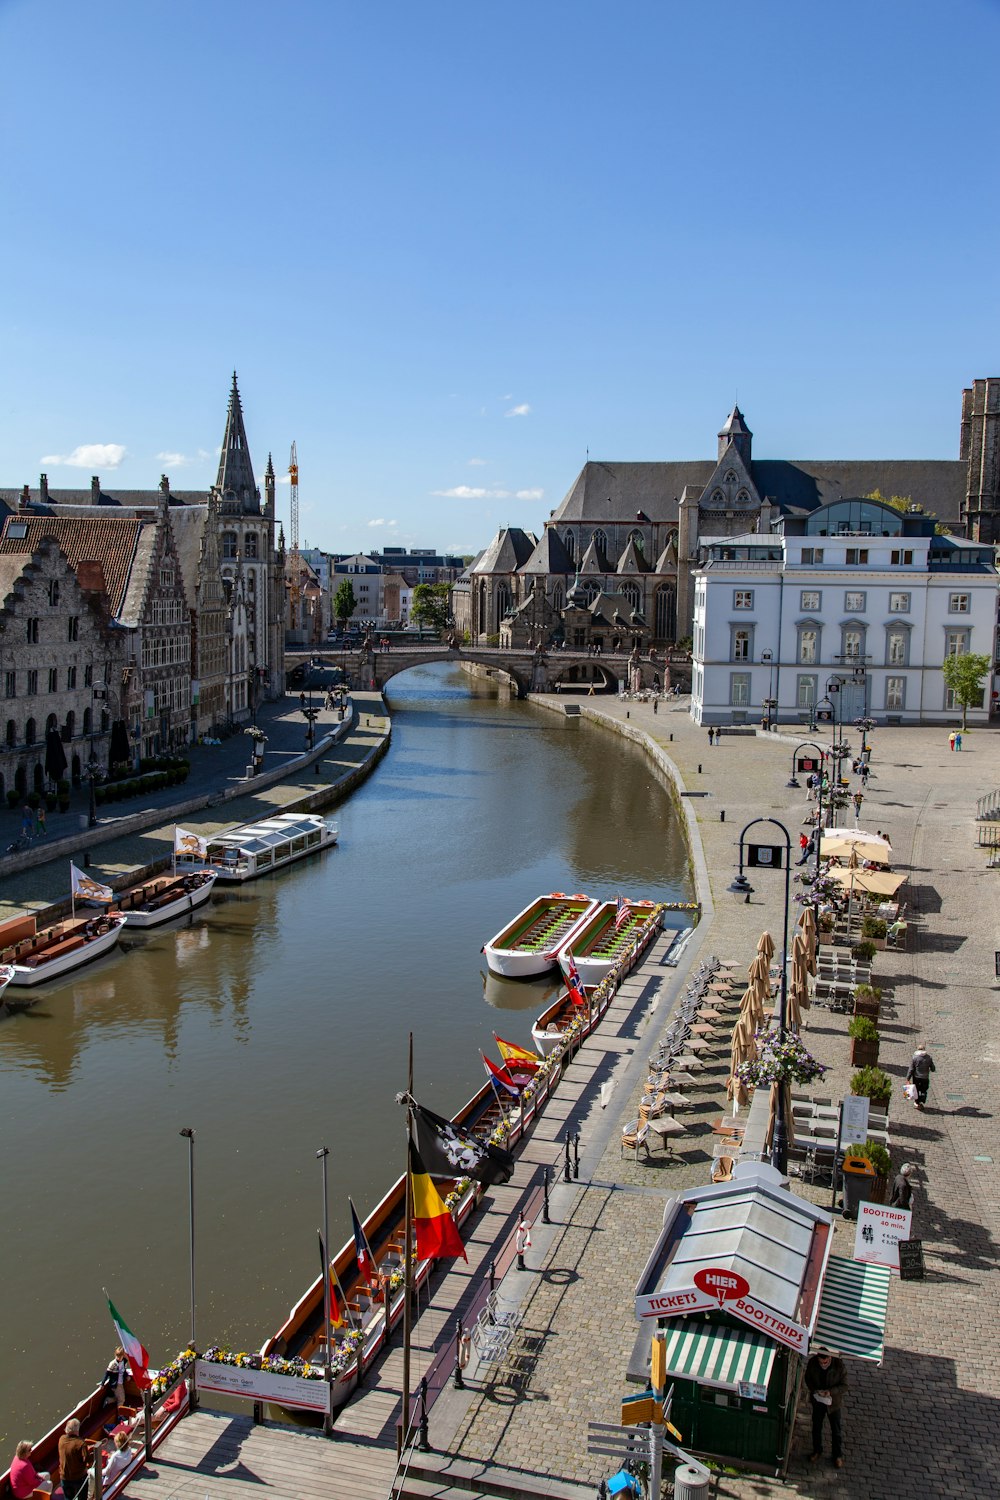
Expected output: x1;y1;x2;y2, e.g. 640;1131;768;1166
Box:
552;583;564;612
160;568;174;588
712;491;724;507
724;471;738;485
591;528;608;555
563;532;576;563
621;583;640;610
736;491;750;507
496;583;512;619
654;585;676;641
248;572;256;593
25;717;36;745
222;532;238;560
245;533;259;560
628;530;645;555
583;581;600;605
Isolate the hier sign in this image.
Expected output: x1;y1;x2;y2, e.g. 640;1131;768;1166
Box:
693;1268;750;1305
854;1202;913;1272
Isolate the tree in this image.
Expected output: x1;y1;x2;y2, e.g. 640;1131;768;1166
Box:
865;489;951;536
941;652;992;730
410;583;451;632
333;579;357;627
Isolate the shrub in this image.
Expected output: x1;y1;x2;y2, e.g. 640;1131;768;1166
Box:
852;1139;891;1177
6;790;19;810
27;792;41;809
850;1066;892;1102
57;779;70;796
45;793;57;812
853;983;882;1005
848;1015;879;1042
852;940;876;963
862;916;887;940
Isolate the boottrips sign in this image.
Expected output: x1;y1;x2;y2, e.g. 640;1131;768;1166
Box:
636;1268;809;1354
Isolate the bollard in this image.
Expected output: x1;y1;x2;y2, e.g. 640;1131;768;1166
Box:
542;1164;551;1223
697;763;702;774
669;732;673;741
453;1318;469;1389
720;810;725;822
489;1257;496;1291
418;1377;430;1452
564;1132;572;1183
573;1132;581;1179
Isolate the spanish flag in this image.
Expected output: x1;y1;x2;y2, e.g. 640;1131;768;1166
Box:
493;1033;541;1073
410;1140;467;1263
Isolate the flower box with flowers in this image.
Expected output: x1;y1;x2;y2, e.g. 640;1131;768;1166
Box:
736;1031;827;1090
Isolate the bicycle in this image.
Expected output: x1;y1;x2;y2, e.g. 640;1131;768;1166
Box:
5;833;34;855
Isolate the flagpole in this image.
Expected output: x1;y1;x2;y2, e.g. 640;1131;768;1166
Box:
316;1146;334;1437
401;1031;413;1456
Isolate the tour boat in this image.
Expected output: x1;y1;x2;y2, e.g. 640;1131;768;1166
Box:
557;898;664;985
178;812;338;882
116;869;219;928
0;910;128;988
530;982;604;1055
483;892;600;977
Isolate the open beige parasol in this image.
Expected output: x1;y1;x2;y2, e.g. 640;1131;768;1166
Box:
797;907;818;975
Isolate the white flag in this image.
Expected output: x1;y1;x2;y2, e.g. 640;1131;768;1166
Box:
70;863;113;903
174;826;207;859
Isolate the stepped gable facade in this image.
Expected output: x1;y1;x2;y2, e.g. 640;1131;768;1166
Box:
0;373;286;734
457;403;970;649
0;538;128;805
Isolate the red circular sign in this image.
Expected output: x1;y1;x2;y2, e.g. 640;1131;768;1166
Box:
694;1267;750;1305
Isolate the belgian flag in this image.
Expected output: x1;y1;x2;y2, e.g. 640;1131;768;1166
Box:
410;1139;467;1262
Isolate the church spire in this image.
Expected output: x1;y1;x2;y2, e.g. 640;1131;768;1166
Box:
718;404;752;464
215;371;260;513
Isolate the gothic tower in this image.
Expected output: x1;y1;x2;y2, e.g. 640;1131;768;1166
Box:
717;405;752;465
960;378;1000;544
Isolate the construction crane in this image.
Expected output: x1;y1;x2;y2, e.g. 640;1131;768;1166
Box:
289;441;300;630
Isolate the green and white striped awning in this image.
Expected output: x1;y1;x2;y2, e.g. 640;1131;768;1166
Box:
812;1254;891;1364
663;1322;776;1392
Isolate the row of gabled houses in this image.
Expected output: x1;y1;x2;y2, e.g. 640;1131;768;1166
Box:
0;375;284;803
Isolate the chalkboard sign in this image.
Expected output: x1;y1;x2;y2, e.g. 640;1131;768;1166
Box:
898;1238;925;1280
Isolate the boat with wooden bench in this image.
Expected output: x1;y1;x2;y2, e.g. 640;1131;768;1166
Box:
0;910;127;988
531;981;604;1055
115;869;218;928
483;892;599;977
557;898;664;985
177;812;337;883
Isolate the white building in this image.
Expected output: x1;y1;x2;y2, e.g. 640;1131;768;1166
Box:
690;497;999;727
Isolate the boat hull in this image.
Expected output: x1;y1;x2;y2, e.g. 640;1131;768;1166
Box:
7;915;127;987
558;900;663;985
484;893;599;977
121;871;218;927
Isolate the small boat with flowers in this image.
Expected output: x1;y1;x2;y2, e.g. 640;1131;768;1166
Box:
483;892;599;977
531;981;605;1055
557;898;664;985
177;812;337;883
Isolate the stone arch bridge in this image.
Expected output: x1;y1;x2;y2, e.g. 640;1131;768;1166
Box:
286;644;691;699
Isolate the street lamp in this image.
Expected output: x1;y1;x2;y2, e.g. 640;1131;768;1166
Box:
85;753;103;828
825;675;846;782
178;1129;197;1363
761;649;774;729
727;817;793;1173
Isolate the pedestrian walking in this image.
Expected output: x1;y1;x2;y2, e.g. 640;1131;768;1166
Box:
515;1214;532;1271
906;1044;935;1110
955;731;963;750
706;727;714;747
948;730;956;751
21;804;34;839
36;805;46;836
652;699;658;715
889;1163;916;1209
805;1348;848;1469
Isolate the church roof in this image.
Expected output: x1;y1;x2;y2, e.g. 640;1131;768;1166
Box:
521;528;575;575
616;539;651;574
215;372;260;513
552;462;715;524
0;513;143;616
470;527;537;574
719;405;752;438
578;536;611;572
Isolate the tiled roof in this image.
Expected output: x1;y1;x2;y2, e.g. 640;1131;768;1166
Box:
0;515;142;617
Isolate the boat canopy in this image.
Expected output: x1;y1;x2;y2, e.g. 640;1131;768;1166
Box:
208;814;326;852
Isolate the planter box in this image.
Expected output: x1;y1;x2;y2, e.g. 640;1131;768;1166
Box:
850;1037;880;1068
853;999;880;1021
864;937;886;951
851;1092;891;1112
870;1174;888;1205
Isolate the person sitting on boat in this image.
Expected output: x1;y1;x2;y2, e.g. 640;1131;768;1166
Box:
89;1429;134;1497
101;1346;129;1408
9;1441;52;1498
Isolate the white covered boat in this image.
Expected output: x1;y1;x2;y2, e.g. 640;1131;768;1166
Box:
483;893;599;978
118;869;218;927
0;912;127;988
180;812;338;883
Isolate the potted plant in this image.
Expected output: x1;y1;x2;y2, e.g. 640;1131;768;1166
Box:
862;916;887;950
850;1065;892;1110
57;778;71;813
848;1014;880;1067
45;791;58;813
852;939;876;964
853;983;882;1019
851;1139;891;1203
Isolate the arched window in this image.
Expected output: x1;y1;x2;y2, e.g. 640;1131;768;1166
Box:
48;579;60;607
628;530;645;555
583;581;600;605
552;583;564;613
25;717;36;746
45;713;58;736
82;707;92;736
222;531;238;560
496;583;512;620
591;528;608;555
654;585;676;641
245;532;259;560
5;719;16;748
65;710;75;740
563;532;576;563
33;763;44;794
620;582;640;610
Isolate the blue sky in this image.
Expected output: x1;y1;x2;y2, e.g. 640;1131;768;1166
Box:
2;0;997;555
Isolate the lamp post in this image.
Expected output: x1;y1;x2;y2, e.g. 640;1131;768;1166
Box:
85;753;103;829
787;740;827;935
316;1146;334;1435
178;1129;196;1356
825;675;845;783
728;817;793;1173
761;649;774;729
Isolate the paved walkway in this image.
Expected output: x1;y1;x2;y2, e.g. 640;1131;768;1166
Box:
434;698;1000;1497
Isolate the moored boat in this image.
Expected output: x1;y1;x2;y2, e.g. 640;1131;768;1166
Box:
483;892;599;977
531;982;604;1055
116;869;218;928
177;812;338;882
0;911;127;988
557;898;664;984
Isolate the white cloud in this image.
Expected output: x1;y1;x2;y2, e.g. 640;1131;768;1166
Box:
367;518;398;528
467;457;487;466
516;488;544;500
156;451;189;467
41;442;127;469
505;403;531;418
276;474;291;485
433;485;513;500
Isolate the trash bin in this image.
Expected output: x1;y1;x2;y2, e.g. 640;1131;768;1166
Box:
841;1152;876;1218
674;1465;709;1500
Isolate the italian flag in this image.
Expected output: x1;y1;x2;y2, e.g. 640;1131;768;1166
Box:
410;1140;467;1263
107;1297;152;1391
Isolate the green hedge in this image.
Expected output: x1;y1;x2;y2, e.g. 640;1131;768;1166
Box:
95;764;190;804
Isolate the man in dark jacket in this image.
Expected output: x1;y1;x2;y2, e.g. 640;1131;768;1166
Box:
805;1348;848;1468
907;1045;935;1110
889;1162;915;1209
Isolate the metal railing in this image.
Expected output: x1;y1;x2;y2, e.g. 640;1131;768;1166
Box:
976;790;1000;821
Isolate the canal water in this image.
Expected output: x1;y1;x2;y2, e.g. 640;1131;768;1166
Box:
0;664;693;1450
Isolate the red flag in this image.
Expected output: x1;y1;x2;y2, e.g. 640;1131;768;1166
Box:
410;1140;467;1262
349;1198;376;1288
482;1051;520;1097
615;895;630;930
564;955;587;1006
